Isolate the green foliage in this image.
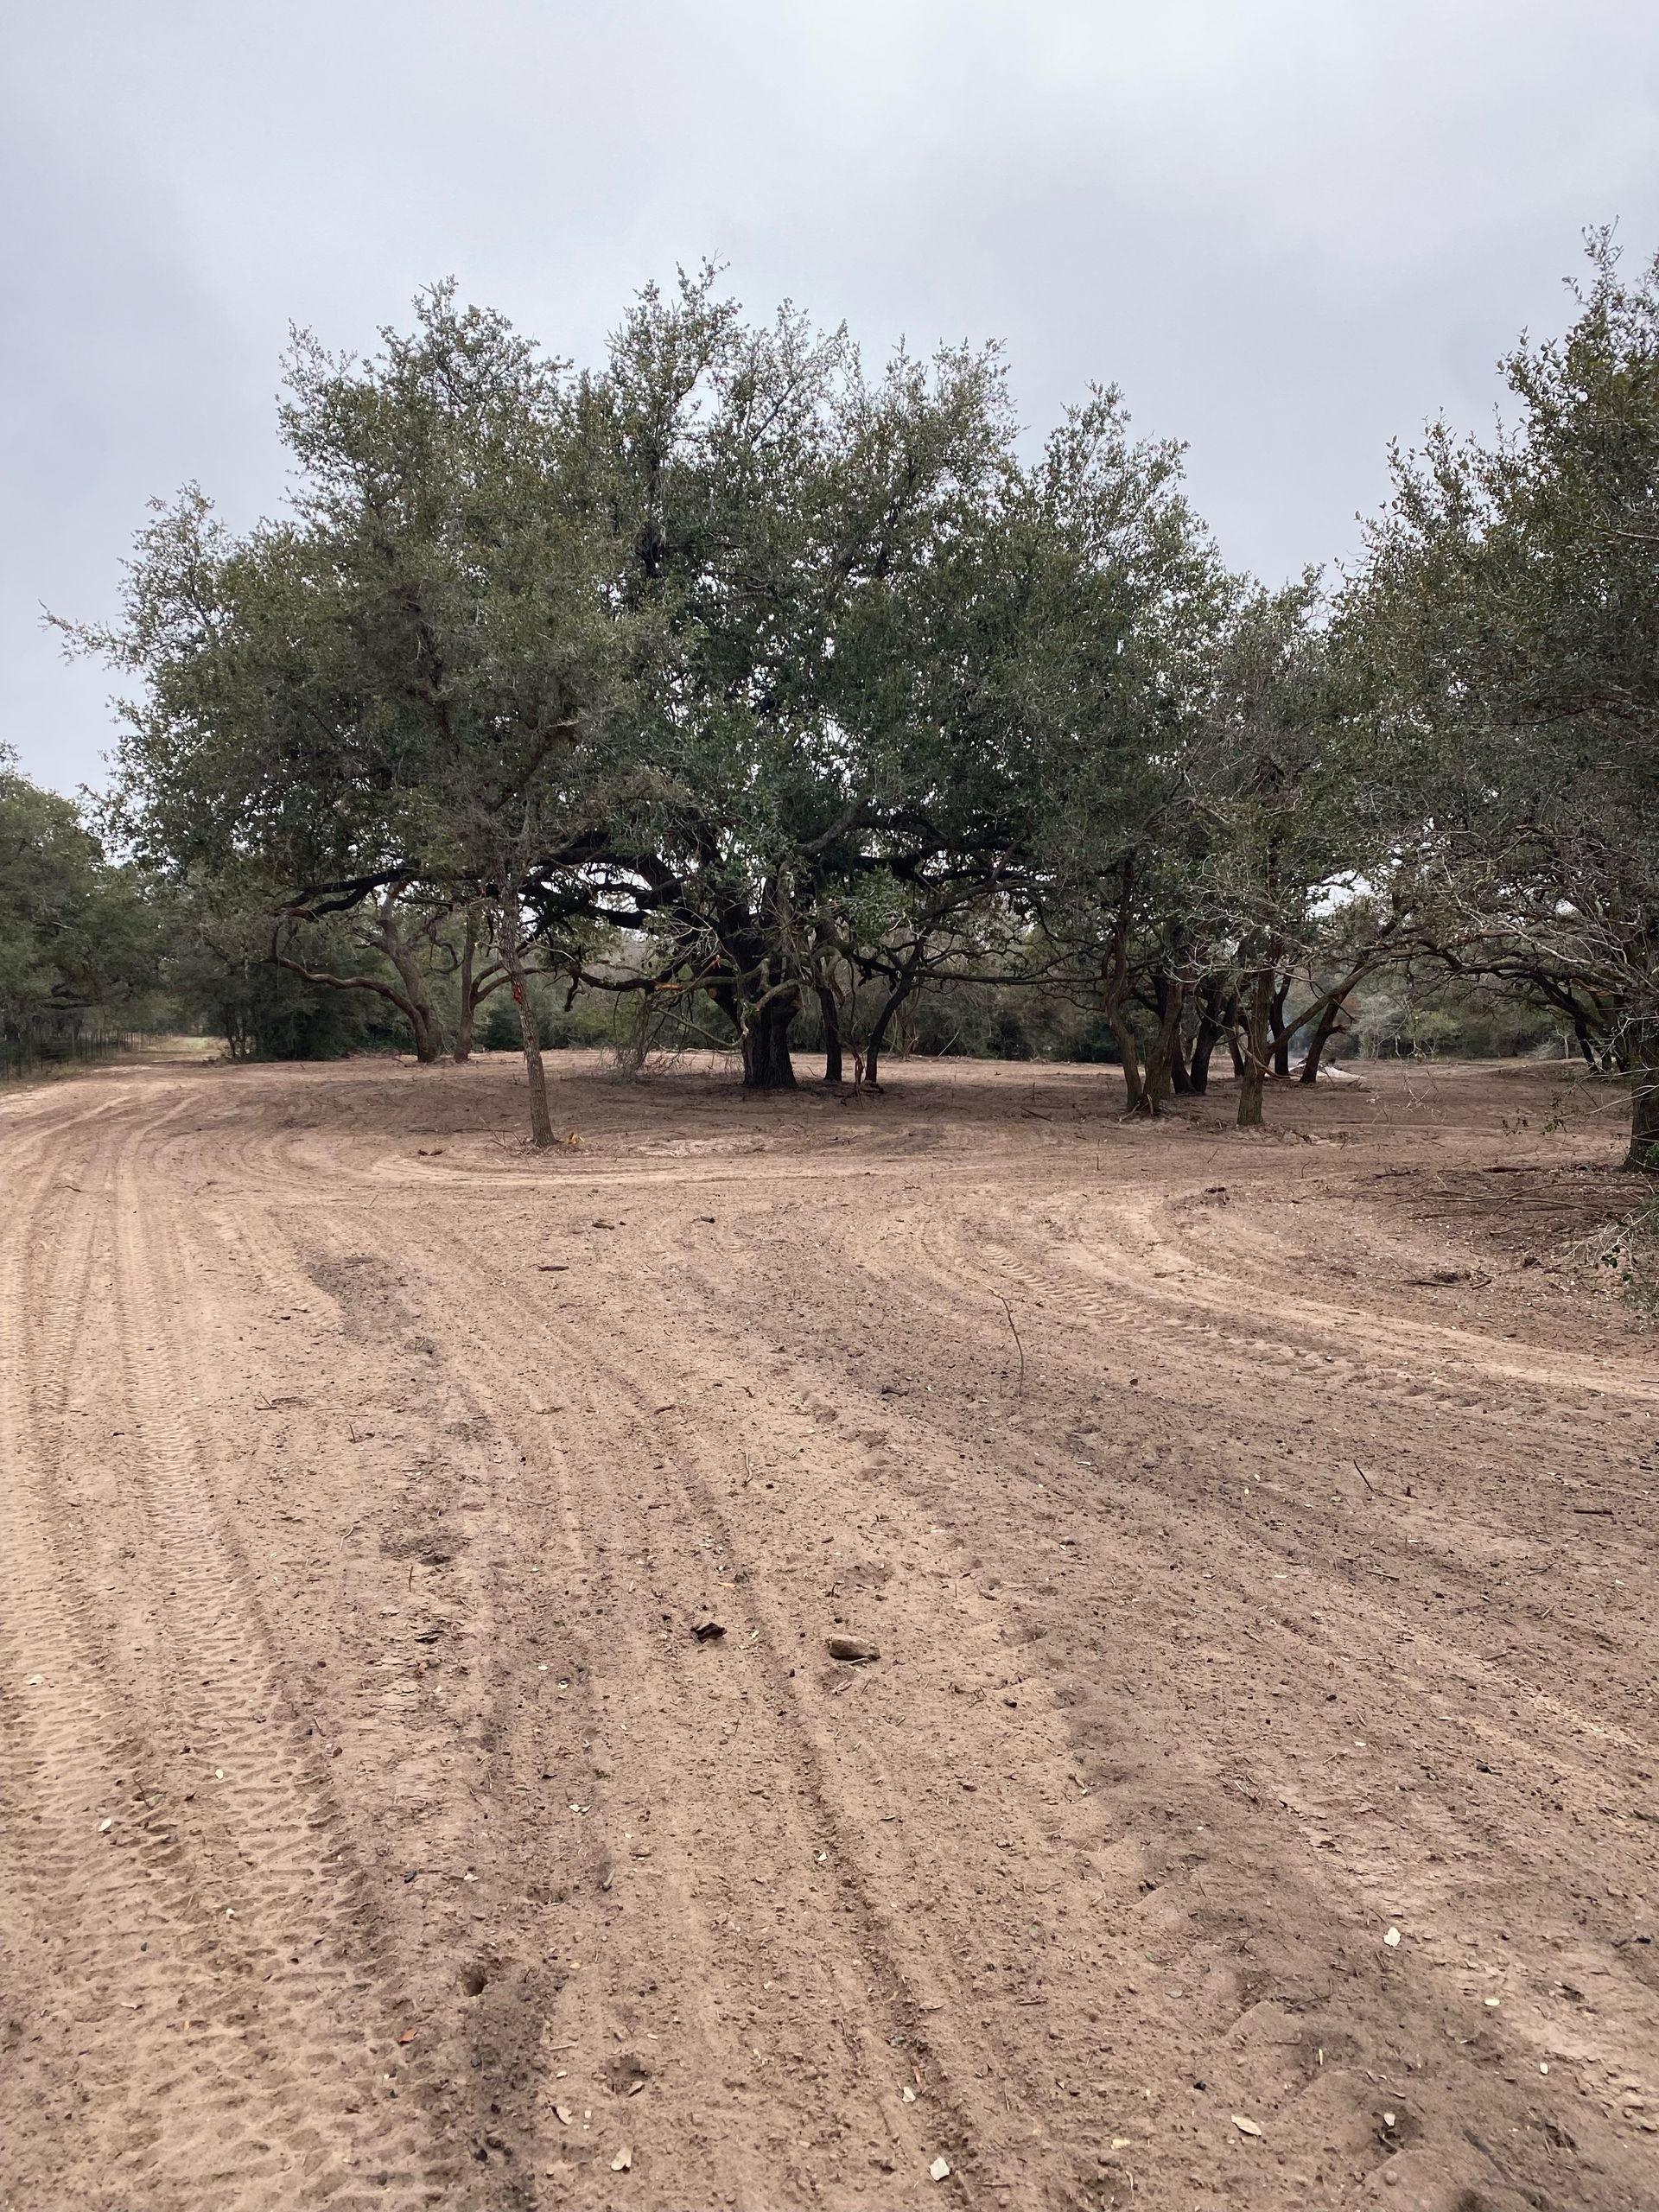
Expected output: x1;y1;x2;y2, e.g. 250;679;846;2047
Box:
0;748;171;1067
73;285;629;910
72;270;1224;1089
1349;972;1566;1062
476;977;616;1052
55;240;1659;1151
1338;231;1659;1148
163;906;413;1060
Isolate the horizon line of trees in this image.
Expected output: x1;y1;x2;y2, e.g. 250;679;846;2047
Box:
19;237;1659;1164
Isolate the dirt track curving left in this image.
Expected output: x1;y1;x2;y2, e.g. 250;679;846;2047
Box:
2;1053;1655;2210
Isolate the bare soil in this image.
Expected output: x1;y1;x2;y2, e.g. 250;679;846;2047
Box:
3;1051;1656;2212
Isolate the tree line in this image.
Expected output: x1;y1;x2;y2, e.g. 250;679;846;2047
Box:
35;238;1659;1165
0;746;170;1073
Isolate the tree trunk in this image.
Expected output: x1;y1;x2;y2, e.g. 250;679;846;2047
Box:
268;942;439;1063
454;966;505;1065
1098;861;1144;1113
1107;1011;1146;1113
368;910;446;1064
864;976;918;1090
1625;1030;1659;1171
1236;973;1271;1128
741;991;798;1090
1299;993;1345;1084
1269;975;1294;1078
1168;1022;1194;1096
865;1020;892;1085
816;984;843;1084
1159;977;1203;1096
1142;980;1187;1114
499;914;554;1147
454;910;478;1063
453;906;496;1064
1190;982;1225;1096
1237;1052;1266;1127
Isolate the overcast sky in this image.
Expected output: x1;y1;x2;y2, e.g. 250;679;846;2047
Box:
5;0;1657;796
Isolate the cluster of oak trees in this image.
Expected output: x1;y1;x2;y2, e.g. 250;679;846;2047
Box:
70;239;1659;1164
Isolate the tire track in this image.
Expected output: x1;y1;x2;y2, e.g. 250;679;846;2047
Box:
9;1057;1656;2210
2;1084;453;2209
643;1157;1659;2197
108;1110;448;2206
373;1206;980;2207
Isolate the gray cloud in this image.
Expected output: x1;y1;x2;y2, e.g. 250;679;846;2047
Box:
6;0;1657;791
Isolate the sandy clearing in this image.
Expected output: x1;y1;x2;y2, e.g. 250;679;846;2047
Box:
2;1051;1655;2211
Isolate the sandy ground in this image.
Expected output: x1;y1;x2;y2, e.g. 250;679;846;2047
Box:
2;1049;1656;2212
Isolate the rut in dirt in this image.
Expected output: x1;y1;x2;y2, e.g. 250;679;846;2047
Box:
1;1095;454;2210
3;1058;1656;2212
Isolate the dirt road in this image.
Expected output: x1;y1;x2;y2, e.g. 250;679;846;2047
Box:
3;1052;1656;2211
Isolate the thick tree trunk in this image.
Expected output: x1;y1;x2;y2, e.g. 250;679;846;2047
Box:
454;968;505;1065
1190;982;1225;1096
1236;973;1272;1129
741;991;798;1090
453;906;500;1064
370;967;442;1060
1237;1053;1266;1127
1142;981;1187;1114
499;916;554;1147
1168;1027;1194;1096
1625;1032;1659;1170
511;976;553;1144
816;984;843;1084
